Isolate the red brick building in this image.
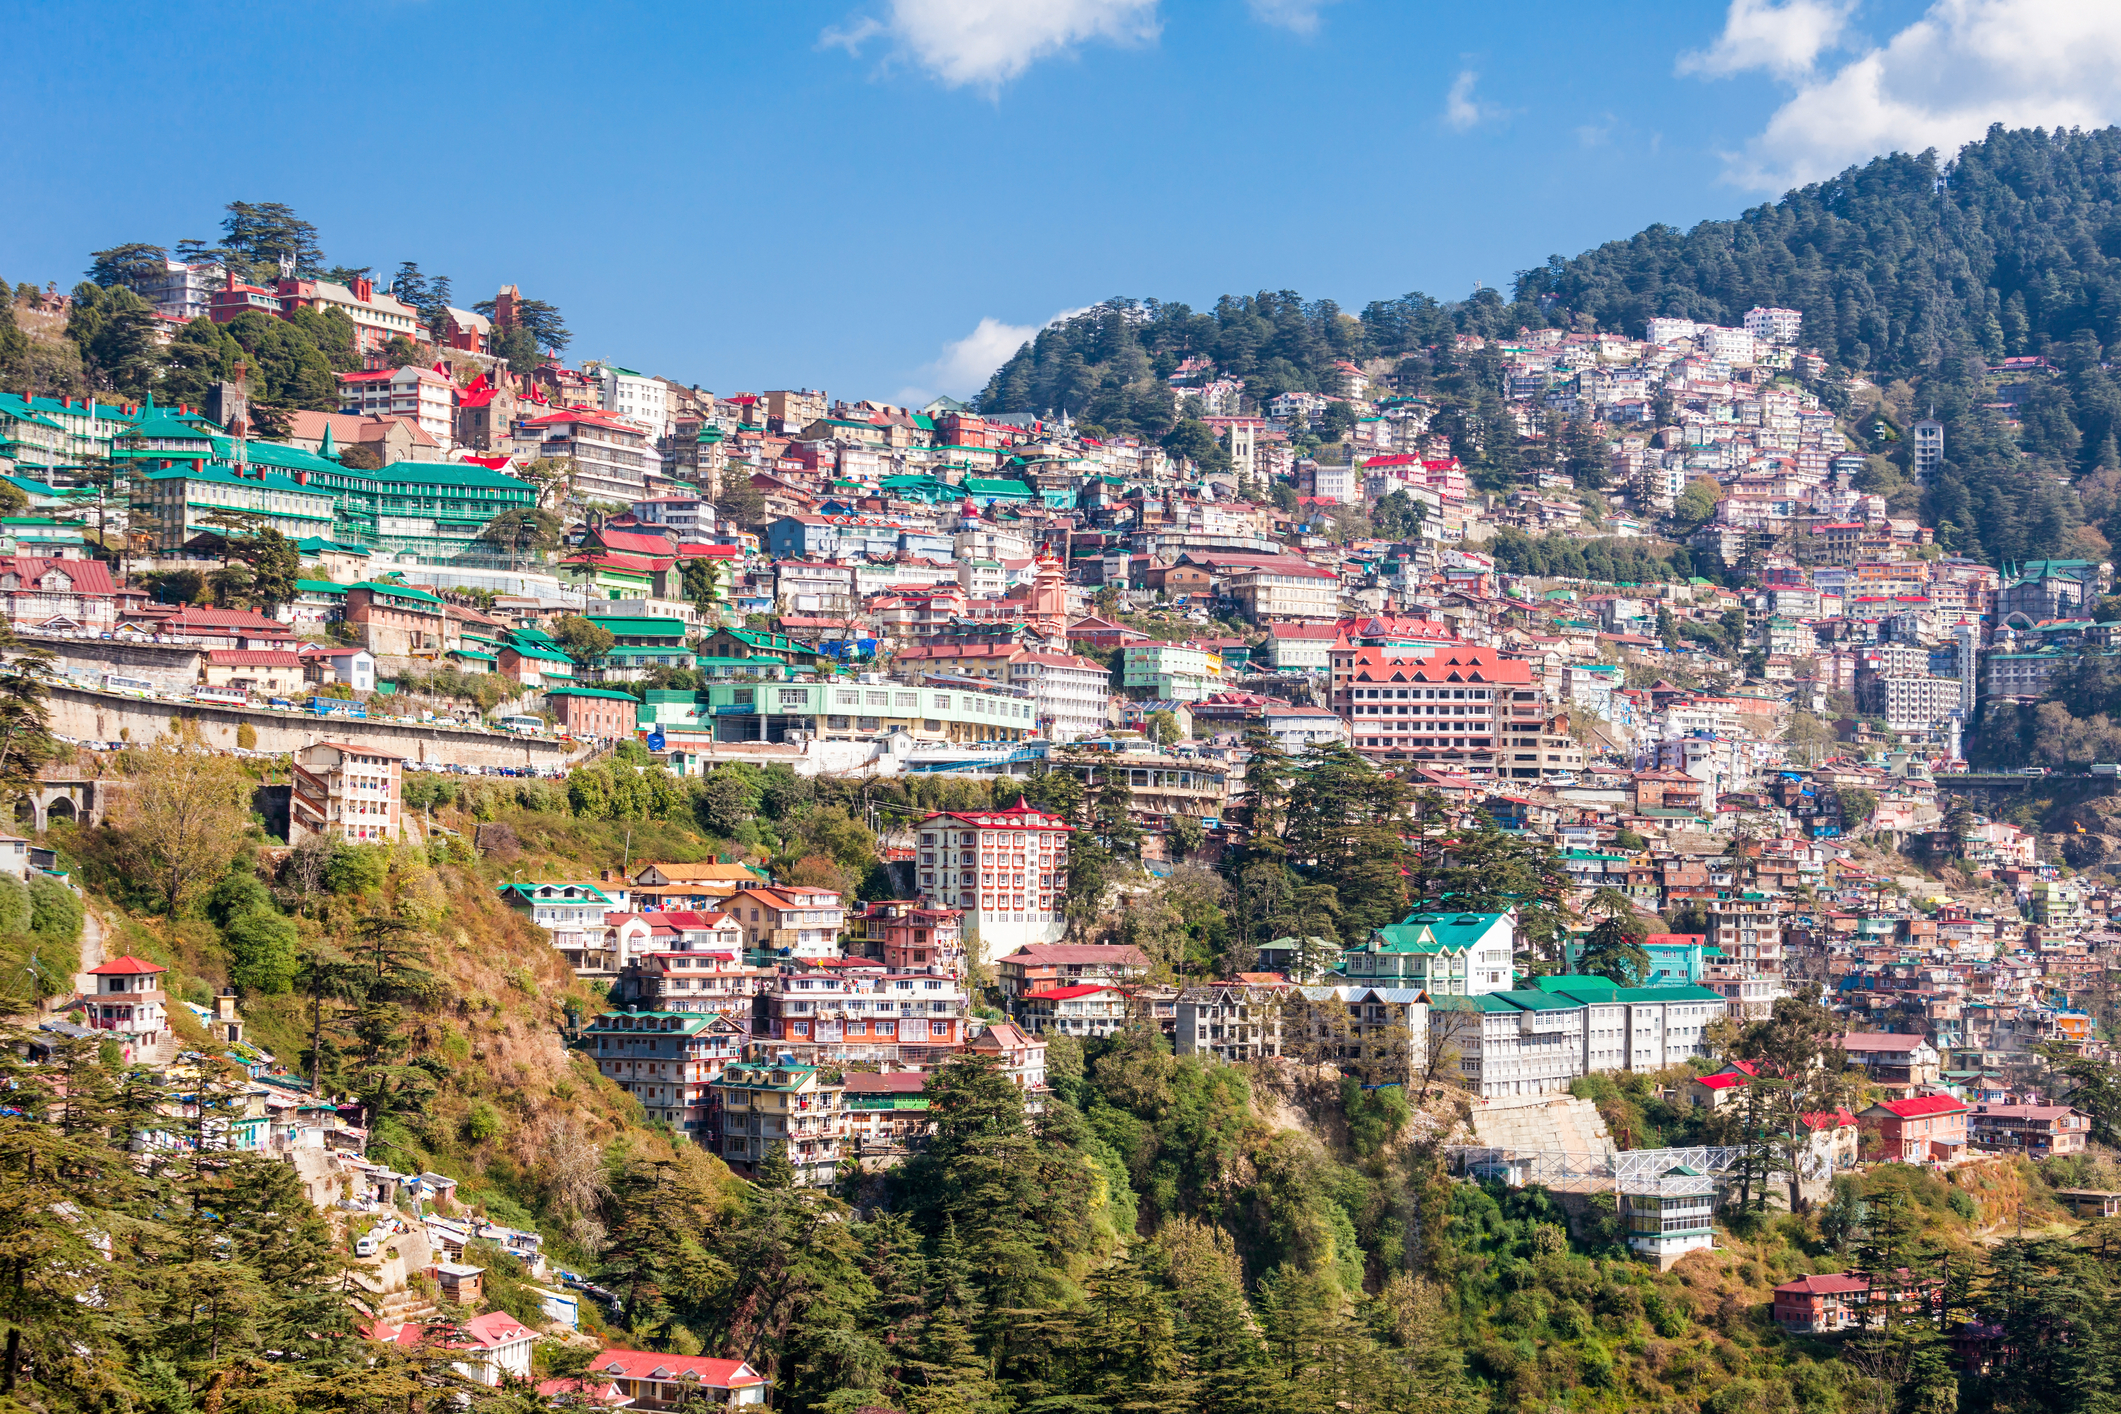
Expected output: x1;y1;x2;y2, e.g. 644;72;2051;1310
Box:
546;687;638;741
1773;1270;1938;1333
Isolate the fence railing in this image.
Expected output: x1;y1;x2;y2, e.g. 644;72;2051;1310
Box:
1445;1144;1750;1192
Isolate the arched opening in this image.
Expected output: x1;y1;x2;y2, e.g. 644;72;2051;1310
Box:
46;796;77;823
12;799;33;826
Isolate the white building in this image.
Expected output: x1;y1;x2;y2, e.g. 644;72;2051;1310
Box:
290;740;404;844
336;366;456;447
1623;1166;1717;1269
1700;326;1760;365
1744;306;1804;344
631;495;713;536
1008;650;1111;743
913;800;1071;965
1175;982;1285;1062
1428;983;1726;1100
84;956;170;1064
1881;674;1963;736
1644;317;1699;346
596;364;669;439
1311;461;1360;504
132;257;225;322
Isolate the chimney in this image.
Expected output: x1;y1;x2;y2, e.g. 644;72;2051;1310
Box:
353;277;373;303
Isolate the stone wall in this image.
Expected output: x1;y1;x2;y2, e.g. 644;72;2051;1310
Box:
44;686;585;769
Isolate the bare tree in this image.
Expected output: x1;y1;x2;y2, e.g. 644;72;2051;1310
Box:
113;727;252;916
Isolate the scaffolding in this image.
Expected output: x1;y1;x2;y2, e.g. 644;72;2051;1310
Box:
1446;1144;1749;1193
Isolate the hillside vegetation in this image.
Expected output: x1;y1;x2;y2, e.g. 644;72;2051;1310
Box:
981;125;2121;568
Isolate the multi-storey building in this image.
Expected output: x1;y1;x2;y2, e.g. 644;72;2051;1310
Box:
130;460;338;552
1021;982;1131;1037
127;427;536;560
585;1008;745;1140
520;410;653;501
1174;982;1286;1062
724;886;845;958
994;943;1147;1001
1879;674;1963;736
336;367;456;447
611;937;765;1016
124;256;226;322
709;1055;846;1185
758;965;967;1066
847;900;964;975
1121;642;1224;701
290;741;403;844
0;556;116;634
266;274;426;355
1340;910;1516;995
636;678;1043;749
912;799;1073;963
593;363;669;438
1429;980;1727;1099
967;1019;1048;1094
82;956;170;1064
890;643;1111;741
1049;750;1230;833
1341;645;1530;776
1966;1103;2090;1158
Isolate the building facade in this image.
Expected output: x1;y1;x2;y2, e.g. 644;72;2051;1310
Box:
290;741;403;844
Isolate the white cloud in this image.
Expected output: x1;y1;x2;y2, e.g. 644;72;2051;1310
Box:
1677;0;1856;80
902;307;1092;403
1443;69;1503;131
822;0;1160;93
1246;0;1338;35
1690;0;2121;191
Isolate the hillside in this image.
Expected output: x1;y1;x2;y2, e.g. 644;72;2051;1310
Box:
979;125;2121;568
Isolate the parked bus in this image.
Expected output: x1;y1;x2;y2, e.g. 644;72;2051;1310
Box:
309;696;368;719
192;686;250;706
494;714;543;735
102;674;156;697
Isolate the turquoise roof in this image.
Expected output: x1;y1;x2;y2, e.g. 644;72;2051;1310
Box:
547;686;644;702
1609;985;1724;1003
295;579;347;595
1428;993;1527;1014
208;437;342;474
580;616;689;638
142;462;317;496
1367;911;1509;955
1493;989;1580;1011
349;581;443;606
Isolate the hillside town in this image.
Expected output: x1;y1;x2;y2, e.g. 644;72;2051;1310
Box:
9;266;2121;1404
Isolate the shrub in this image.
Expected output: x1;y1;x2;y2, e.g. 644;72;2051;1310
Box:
27;874;82;943
235;723;257;749
225;908;300;995
465;1101;504;1143
0;875;31;934
205;869;273;928
325;843;391;895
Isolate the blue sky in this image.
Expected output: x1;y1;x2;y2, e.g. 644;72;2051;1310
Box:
6;0;2111;404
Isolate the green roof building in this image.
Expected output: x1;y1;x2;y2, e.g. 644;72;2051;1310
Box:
1340;910;1516;995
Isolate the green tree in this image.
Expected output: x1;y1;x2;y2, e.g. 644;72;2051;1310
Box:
1161;418;1234;475
550;614;618;664
1575;887;1651;984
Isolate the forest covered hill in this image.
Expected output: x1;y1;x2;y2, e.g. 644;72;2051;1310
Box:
977;125;2121;569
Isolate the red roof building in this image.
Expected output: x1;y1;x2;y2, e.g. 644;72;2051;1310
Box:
587;1349;769;1410
1858;1095;1970;1164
